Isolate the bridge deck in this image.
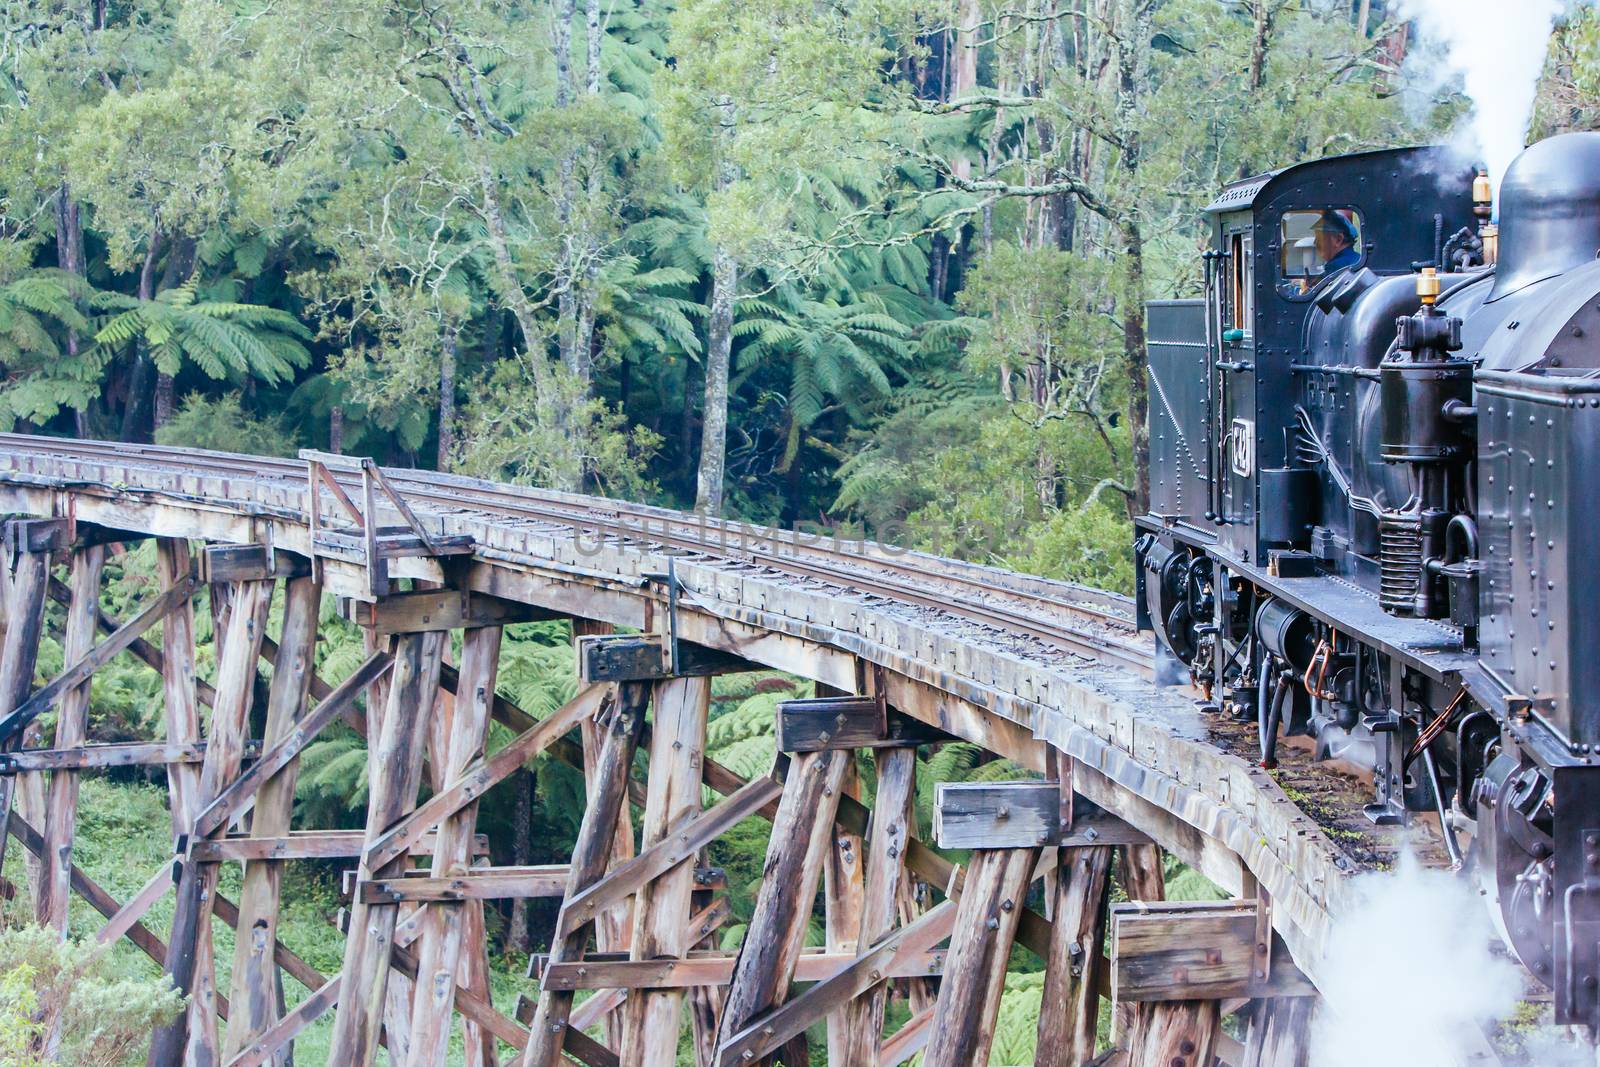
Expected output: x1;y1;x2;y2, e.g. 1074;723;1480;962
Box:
0;435;1451;1064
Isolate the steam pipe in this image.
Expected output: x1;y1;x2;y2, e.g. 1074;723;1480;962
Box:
1422;745;1464;869
1261;669;1291;770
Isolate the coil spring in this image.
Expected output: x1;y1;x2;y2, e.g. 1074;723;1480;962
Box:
1379;511;1423;614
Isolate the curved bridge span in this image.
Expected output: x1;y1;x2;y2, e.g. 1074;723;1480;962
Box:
0;436;1396;1066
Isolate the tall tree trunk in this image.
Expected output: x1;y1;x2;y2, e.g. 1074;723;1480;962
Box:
437;326;458;470
55;185;90;436
507;765;535;953
330;406;345;453
121;227;164;443
695;245;736;514
951;0;981;180
1114;0;1154;515
572;0;605;390
553;0;581;381
152;234;197;432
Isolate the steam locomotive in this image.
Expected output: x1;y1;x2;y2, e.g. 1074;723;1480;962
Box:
1135;132;1600;1028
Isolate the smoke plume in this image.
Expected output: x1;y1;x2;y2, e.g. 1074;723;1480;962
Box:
1393;0;1566;198
1310;852;1524;1067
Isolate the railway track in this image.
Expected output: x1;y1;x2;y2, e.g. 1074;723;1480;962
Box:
0;435;1153;676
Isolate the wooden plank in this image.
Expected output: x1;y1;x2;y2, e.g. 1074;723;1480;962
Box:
555;774;782;939
712;901;957;1067
327;630;446;1065
775;696;947;752
224;575;323;1063
150;577;274;1067
199;544;311;583
192;830;484;863
0;741;216;771
540;942;951;992
364;682;609;872
361;865;570;904
3;516;67;553
935;781;1152;850
38;544;105;931
921;847;1040;1067
192;649;391;843
1110;900;1316;1002
714;748;851;1064
618;675;711;1066
0;575;197;746
405;623;502;1067
577;634;748;683
839;744;917;1065
1115;842;1166;1049
1036;845;1113;1067
521;681;647;1067
341;590;558;634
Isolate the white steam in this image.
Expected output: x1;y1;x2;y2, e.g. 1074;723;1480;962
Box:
1310;853;1523;1067
1394;0;1567;198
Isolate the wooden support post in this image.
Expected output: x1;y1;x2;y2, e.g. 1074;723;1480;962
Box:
839;744;916;1066
37;543;105;931
619;674;711;1067
326;628;446;1066
1126;999;1219;1067
715;748;851;1066
521;681;644;1067
158;539;203;843
578;619;632;1052
222;574;322;1063
921;847;1040;1067
824;758;865;1063
0;523;52;883
1115;842;1165;1048
148;578;274;1067
1035;844;1113;1067
1114;842;1221;1067
405;624;502;1067
1241;996;1312;1067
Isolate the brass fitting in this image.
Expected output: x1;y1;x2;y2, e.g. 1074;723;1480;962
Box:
1417;266;1441;305
1473;169;1493;218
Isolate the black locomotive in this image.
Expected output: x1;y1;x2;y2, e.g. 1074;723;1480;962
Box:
1135;131;1600;1027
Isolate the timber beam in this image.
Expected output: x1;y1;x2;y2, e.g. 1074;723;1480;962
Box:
774;694;950;752
195;830;487;863
934;781;1152;850
577;633;750;683
1110;899;1316;1002
198;544;312;583
357;864;712;904
338;588;561;633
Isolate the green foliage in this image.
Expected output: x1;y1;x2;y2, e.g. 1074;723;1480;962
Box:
154;392;297;456
94;279;311;385
0;923;184;1066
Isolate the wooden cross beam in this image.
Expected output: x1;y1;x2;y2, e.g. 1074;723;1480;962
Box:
363;682;610;872
186;650;391;843
554;774;782;939
0;574;197;746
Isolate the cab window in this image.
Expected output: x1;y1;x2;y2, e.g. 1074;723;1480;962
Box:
1278;208;1363;298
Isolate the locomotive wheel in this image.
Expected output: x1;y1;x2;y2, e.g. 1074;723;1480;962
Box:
1477;753;1556;987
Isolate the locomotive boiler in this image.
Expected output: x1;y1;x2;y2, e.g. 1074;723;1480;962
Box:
1135;132;1600;1029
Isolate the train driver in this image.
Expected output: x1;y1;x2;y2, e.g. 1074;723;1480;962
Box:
1313;210;1361;276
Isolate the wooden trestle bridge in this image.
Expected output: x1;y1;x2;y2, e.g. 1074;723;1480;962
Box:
0;435;1350;1067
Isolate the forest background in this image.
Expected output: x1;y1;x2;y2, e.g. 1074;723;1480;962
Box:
4;0;1600;1063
